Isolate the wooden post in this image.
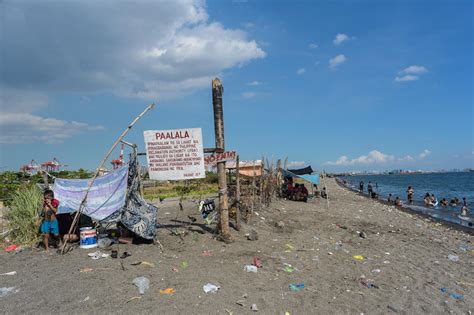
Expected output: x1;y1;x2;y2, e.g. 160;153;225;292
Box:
276;159;282;198
61;103;155;254
259;156;264;206
235;155;241;231
212;78;231;241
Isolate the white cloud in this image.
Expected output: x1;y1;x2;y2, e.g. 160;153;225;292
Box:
326;149;432;166
394;75;419;82
400;65;428;74
246;81;263;86
0;112;104;144
309;43;318;49
333;33;352;45
329;54;346;68
243;22;255;28
1;0;266;101
297;68;306;75
314;60;320;66
418;149;431;159
241;92;257;99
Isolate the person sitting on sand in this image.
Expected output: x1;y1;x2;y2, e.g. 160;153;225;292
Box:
387;193;393;203
321;187;328;199
40;189;60;251
440;198;448;206
295;184;309;202
406;186;414;204
394;197;402;206
61;212;94;244
359;181;364;193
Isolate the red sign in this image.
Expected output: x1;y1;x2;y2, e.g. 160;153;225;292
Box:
204;151;236;165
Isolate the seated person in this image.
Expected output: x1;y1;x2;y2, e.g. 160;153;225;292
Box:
321;187;328;199
58;212;94;243
371;191;378;199
294;184;309;202
394;197;402;206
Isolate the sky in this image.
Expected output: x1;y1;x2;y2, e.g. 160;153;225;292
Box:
0;0;473;173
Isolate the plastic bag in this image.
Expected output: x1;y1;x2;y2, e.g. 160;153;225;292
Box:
133;277;150;295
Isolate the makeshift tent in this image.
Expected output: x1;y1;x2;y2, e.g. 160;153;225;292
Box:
287;166;314;175
53;152;157;240
226;160;263;177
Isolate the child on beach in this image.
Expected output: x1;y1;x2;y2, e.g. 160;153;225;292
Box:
406;186;414;204
387;193;392;203
40;189;60;251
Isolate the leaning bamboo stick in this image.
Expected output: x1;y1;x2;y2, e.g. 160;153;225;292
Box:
60;103;155;254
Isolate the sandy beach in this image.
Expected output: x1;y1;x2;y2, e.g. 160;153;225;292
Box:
1;178;472;314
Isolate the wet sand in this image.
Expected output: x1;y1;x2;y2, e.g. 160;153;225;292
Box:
0;178;472;314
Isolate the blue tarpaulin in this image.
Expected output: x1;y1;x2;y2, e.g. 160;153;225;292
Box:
283;169;320;185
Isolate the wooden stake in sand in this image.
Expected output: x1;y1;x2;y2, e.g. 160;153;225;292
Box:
211;78;231;242
60;103;155;254
235;155;241;231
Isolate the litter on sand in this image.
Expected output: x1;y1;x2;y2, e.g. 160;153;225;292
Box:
244;265;258;273
440;288;464;300
125;296;142;303
251;303;258;311
0;271;17;276
203;283;220;293
159;288;175;295
0;287;19;298
88;251;109;260
202;250;213;257
447;254;459;262
79;268;94;273
4;245;18;252
133;277;150;295
288;283;305;292
353;255;364;261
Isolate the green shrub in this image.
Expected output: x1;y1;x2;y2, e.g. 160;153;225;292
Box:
6;184;43;246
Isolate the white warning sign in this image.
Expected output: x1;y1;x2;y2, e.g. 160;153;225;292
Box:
144;128;205;180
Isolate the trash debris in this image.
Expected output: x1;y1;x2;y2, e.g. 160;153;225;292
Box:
447;254;459;262
111;250;118;259
236;300;246;306
335;241;343;250
125;296;142;303
202;250;213;257
285;244;294;252
360;279;379;289
120;251;132;259
359;231;367;239
289;283;305;292
0;287;19;298
79;268;94;273
0;271;17;276
312;256;319;262
459;244;471;252
83;296;90;302
88;250;109;260
283;264;294;273
181;261;189;269
275;221;285;229
172;267;179;272
252;257;262;268
131;261;154;268
353;255;364;261
250;303;258;311
386;305;398;313
244;265;258;273
159;288;175;294
133;276;150;295
371;269;381;273
246;230;259;241
203;283;220;293
97;237;113;249
336;224;348;229
440;288;464;300
224;308;233;315
4;245;17;252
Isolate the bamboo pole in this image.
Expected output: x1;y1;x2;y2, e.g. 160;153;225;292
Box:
235;155;241;231
212;78;231;241
60;103;155;254
259;156;264;206
322;171;330;209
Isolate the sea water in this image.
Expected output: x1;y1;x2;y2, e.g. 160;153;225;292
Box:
340;172;473;229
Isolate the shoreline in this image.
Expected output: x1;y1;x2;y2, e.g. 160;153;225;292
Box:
335;177;474;235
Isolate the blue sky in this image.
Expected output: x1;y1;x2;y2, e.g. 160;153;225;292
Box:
1;0;472;172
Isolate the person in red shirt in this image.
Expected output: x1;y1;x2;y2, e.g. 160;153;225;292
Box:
40;189;60;251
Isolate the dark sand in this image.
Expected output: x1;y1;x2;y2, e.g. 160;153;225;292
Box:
1;178;472;314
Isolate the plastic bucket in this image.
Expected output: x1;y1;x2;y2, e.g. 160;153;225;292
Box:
80;227;98;249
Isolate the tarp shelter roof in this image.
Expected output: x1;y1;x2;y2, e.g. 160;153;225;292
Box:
287;165;313;175
283;169;320;185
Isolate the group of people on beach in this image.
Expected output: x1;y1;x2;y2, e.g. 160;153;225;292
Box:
357;181;469;216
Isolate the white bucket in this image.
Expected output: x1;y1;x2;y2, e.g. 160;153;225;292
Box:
80;227;98;249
